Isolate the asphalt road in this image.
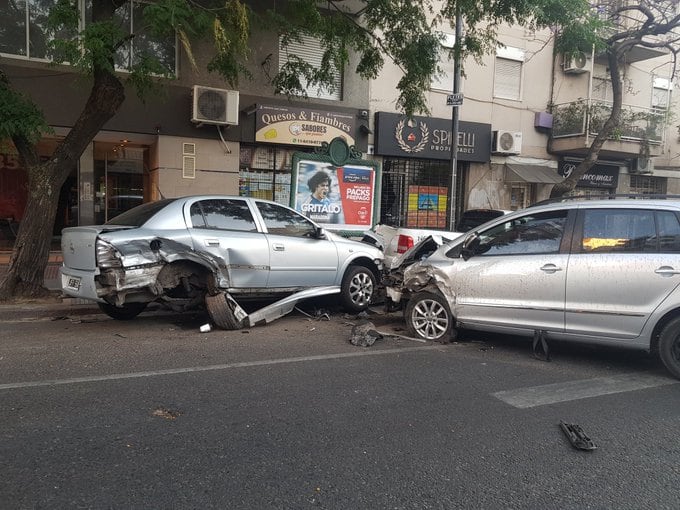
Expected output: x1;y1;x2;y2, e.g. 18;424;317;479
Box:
1;303;679;509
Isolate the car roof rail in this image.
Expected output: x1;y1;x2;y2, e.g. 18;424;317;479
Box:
529;194;680;208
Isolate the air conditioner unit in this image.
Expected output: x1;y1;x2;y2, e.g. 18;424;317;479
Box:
633;157;654;174
492;130;522;154
191;85;239;126
563;52;589;74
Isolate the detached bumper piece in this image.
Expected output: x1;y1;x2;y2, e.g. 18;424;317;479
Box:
560;421;597;451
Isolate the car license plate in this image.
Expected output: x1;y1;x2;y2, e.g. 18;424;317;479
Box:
66;277;81;291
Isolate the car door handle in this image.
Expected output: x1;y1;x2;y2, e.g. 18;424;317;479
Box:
655;266;680;277
272;243;285;251
204;239;220;247
540;264;563;274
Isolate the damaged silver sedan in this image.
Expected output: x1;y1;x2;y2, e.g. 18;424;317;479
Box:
60;196;383;329
385;197;680;380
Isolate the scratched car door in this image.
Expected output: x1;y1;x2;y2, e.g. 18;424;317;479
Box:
187;198;270;288
254;201;340;288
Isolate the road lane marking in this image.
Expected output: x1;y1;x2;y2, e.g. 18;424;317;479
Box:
493;372;679;408
0;345;442;391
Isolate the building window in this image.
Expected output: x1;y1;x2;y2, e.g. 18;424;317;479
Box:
592;75;613;102
630;174;666;195
493;46;524;101
430;32;455;92
0;0;177;75
278;34;342;101
652;77;671;114
109;1;176;74
0;0;76;59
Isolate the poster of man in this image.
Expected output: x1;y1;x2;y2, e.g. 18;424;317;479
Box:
296;163;344;224
293;160;375;230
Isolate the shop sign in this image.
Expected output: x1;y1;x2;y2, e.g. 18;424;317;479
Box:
559;161;619;189
255;104;356;147
291;138;378;231
374;112;491;162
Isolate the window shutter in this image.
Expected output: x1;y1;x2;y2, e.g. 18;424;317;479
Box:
279;35;342;101
494;58;522;100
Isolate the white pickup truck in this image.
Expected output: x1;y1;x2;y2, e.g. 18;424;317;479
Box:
361;225;463;268
361;209;509;268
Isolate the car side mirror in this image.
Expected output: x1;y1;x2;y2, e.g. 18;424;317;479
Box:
315;226;327;239
461;233;480;261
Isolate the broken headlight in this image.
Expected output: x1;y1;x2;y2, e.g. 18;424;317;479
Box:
96;239;123;268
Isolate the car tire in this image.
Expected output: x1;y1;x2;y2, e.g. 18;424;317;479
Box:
658;317;680;379
405;291;453;342
340;265;376;313
98;302;148;320
205;292;245;330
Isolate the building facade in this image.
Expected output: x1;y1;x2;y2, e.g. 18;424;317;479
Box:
1;2;679;248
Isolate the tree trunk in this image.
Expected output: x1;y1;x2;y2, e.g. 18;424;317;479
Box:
0;164;62;298
0;70;124;301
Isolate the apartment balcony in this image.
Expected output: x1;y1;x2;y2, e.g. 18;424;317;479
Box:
550;100;665;159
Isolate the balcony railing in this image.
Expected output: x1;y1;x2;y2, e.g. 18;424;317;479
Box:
551;99;665;145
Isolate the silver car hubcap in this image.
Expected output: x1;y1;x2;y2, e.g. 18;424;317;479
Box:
349;272;373;306
411;298;449;340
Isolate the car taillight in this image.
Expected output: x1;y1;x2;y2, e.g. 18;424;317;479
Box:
96;239;122;268
397;234;414;254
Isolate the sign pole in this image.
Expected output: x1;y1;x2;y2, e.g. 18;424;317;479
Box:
448;6;463;230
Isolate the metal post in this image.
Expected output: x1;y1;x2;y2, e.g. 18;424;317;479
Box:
448;7;463;230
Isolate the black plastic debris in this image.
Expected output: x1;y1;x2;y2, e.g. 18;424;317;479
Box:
349;321;383;347
532;329;551;361
560;421;597;451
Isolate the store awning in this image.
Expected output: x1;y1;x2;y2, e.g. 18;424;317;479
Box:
505;164;563;184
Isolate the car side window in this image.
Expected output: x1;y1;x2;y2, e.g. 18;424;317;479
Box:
653;211;680;252
190;199;258;232
256;202;317;238
581;209;655;253
475;210;567;256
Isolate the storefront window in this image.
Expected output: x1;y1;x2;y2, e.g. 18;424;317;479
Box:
510;185;529;210
239;145;312;206
381;158;452;228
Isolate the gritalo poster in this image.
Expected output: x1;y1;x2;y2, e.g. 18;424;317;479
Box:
292;160;376;231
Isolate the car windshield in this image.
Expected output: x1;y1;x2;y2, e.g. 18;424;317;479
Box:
105;199;175;227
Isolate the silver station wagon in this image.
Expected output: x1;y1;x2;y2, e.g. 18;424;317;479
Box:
60;195;383;329
386;196;680;379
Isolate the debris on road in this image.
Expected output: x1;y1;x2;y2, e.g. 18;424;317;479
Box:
151;407;183;420
349;321;383;347
532;329;551;361
560;421;597;451
199;323;212;333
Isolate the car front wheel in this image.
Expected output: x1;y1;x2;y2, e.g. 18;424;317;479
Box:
658;316;680;380
98;302;148;320
405;291;453;342
205;292;245;330
340;265;376;313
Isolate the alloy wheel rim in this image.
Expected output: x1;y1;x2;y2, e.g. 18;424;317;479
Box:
411;298;449;340
349;272;373;306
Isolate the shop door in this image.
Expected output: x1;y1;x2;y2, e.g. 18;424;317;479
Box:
94;144;146;223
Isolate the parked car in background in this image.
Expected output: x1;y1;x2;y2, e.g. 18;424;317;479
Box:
361;224;464;269
455;208;511;232
361;209;509;268
385;196;680;380
60;196;383;329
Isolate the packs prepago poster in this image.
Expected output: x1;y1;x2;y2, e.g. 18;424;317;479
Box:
293;160;375;230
